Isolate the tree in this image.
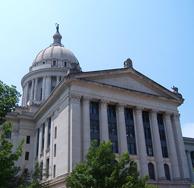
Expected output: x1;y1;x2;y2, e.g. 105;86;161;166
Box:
0;121;23;188
0;80;21;124
66;141;156;188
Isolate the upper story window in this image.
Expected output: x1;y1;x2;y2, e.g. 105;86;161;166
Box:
90;102;100;143
36;128;40;157
63;61;67;67
54;127;57;139
157;114;168;158
25;152;29;160
124;108;137;155
43;61;45;64
191;151;194;168
142;111;154;156
41;123;45;154
26;136;30;144
107;105;118;153
47;117;51;149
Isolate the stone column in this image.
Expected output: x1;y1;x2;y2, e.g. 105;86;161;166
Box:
34;78;38;101
82;97;90;158
134;107;148;177
99;100;109;141
57;76;60;85
42;77;46;100
117;104;128;153
70;94;82;170
38;126;42;159
150;110;165;180
45;76;51;99
164;113;180;179
186;150;193;181
22;83;28;106
30;79;35;102
172;113;190;179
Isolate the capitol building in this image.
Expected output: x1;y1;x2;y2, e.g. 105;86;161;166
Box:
6;25;193;188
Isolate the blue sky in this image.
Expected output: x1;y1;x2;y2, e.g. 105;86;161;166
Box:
0;0;193;137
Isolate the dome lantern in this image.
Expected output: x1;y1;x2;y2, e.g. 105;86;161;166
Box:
52;23;63;46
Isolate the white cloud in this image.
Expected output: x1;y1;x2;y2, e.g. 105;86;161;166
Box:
181;123;194;138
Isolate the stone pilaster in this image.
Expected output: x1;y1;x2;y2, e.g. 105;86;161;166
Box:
164;113;180;180
70;94;82;170
82;97;90;158
99;100;109;141
117;104;128;153
172;113;190;179
134;107;148;177
150;110;165;180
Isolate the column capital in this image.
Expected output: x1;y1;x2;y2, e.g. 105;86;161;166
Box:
117;103;125;111
82;96;92;101
100;99;108;105
71;93;81;100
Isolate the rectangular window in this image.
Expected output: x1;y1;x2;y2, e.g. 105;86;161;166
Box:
157;114;168;158
46;158;49;178
25;152;29;160
47;117;51;149
26;136;30;144
36;129;39;157
107;105;118;153
54;127;57;139
53;165;56;178
142;111;154;156
54;144;56;157
191;152;194;168
41;123;45;154
90;102;100;143
124;108;137;155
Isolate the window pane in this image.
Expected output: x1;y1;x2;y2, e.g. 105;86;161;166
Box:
124;108;137;155
108;105;118;153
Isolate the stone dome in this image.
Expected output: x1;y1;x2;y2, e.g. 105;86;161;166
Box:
30;24;81;72
33;45;79;64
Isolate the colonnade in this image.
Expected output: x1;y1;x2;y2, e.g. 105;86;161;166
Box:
22;75;62;106
72;96;190;181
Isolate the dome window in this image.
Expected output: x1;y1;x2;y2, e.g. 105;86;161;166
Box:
43;62;45;64
52;60;57;67
63;62;67;67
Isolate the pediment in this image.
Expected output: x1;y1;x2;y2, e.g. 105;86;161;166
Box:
75;68;180;101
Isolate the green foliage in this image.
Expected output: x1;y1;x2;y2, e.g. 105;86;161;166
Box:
66;141;152;188
0;121;24;188
0;80;21;123
27;163;42;188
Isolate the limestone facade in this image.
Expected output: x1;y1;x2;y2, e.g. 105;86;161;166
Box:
6;27;192;188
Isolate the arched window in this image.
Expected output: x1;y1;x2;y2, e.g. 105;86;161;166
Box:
164;163;171;180
148;163;155;180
